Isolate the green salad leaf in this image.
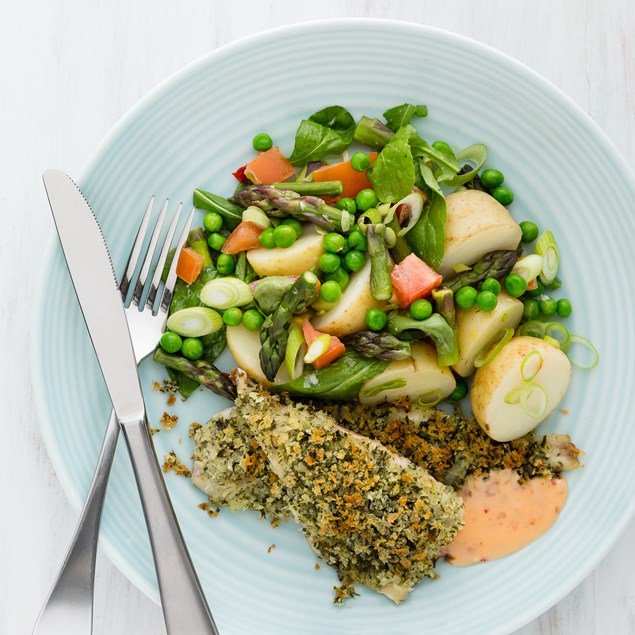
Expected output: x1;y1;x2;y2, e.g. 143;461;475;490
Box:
193;189;243;230
407;127;460;182
288;106;356;165
383;103;428;132
273;352;389;401
367;126;415;203
406;160;447;270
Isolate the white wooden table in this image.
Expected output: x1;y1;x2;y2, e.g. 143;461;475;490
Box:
2;1;633;633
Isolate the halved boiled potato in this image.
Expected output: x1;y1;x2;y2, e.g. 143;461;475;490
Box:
439;190;522;278
470;336;571;442
226;324;290;385
246;224;324;277
359;341;456;406
311;258;383;337
452;291;524;377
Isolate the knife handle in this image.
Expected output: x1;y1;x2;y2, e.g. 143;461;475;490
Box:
120;418;219;635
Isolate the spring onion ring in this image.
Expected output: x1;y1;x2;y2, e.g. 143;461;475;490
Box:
166;307;223;337
566;334;600;370
474;327;514;368
285;324;306;380
200;278;253;309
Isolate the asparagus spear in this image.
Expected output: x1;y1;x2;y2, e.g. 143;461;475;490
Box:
353;116;395;150
431;287;455;329
187;228;213;266
271;180;343;197
342;331;412;360
153;348;237;401
230;185;352;232
446;248;522;294
386;216;412;263
259;271;320;381
366;224;394;301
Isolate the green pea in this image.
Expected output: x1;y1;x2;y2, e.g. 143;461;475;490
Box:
325;267;349;291
203;211;223;233
522;298;540;322
223;307;243;327
273;224;297;248
525;278;545;297
519;221;539;243
207;232;226;252
242;309;265;331
449;378;468;401
216;253;235;274
455;286;478;310
322;232;347;253
480;169;505;189
347;230;368;251
336;197;357;214
160;331;182;354
539;296;558;317
557;298;572;318
409;299;433;321
181;337;204;360
319;252;341;273
477;290;498;312
343;250;366;272
320;280;342;303
492;186;514;206
280;217;303;237
258;227;276;249
432;140;451;153
504;273;527;297
355;188;379;212
365;308;387;331
350;151;372;172
481;277;501;295
252;133;273;152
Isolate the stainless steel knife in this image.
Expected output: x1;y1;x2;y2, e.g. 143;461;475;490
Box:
42;169;218;635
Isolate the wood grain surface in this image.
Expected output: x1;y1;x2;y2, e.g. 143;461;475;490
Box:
1;1;633;633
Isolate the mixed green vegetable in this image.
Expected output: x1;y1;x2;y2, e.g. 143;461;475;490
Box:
152;102;597;423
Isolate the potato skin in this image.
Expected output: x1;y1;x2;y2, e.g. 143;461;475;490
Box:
470;336;571;442
439;190;522;278
246;225;324;277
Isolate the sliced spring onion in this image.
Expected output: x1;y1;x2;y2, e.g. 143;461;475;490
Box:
566;335;600;370
384;226;397;248
340;210;353;233
519;320;548;339
417;390;444;408
443;144;489;187
511;254;543;284
285;324;306;380
520;350;543;381
242;205;271;229
359;379;407;399
543;335;561;348
200;278;253;309
535;230;560;285
519;382;548;419
165;307;223;337
474;327;514;368
393;191;424;237
304;334;332;364
544;322;571;350
504;386;523;405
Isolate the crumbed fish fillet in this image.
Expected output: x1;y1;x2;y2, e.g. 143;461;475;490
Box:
192;407;290;519
231;370;463;604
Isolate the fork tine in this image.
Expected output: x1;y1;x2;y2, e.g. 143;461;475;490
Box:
131;199;168;307
159;206;195;314
120;196;154;299
146;202;183;314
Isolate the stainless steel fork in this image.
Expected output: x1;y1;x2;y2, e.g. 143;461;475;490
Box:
33;198;214;634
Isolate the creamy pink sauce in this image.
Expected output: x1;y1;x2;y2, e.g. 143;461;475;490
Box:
443;469;568;566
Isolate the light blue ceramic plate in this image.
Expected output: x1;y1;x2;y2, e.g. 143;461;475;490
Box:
33;19;635;635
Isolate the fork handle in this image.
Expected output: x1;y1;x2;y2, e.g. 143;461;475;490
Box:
120;418;219;635
32;411;120;634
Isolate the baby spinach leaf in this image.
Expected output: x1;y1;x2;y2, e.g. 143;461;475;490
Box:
367;127;415;203
383;103;428;132
272;352;388;401
288;106;355;166
406;160;446;270
193;189;243;230
407;128;460;182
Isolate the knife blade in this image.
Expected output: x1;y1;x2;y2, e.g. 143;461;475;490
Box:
42;169;218;635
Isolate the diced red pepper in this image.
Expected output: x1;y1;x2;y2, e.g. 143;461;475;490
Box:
232;165;248;183
390;253;443;308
